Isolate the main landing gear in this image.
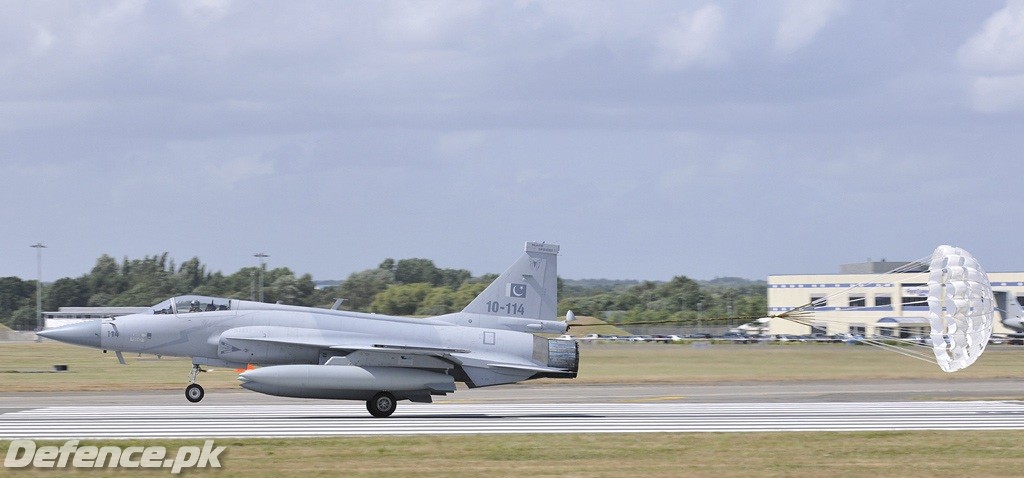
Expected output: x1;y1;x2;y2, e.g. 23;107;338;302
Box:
366;392;397;418
185;364;205;403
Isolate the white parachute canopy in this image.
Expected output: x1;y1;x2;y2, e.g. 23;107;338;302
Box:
927;245;994;372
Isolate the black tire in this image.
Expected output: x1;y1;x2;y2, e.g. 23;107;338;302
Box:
185;383;205;403
367;392;397;418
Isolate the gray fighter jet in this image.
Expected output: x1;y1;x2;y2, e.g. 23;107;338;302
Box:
38;242;578;417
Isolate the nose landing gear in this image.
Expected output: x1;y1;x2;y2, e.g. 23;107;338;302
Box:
185;363;206;403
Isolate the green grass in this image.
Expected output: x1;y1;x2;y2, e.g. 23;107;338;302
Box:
4;341;1024;392
2;432;1024;477
0;342;241;392
568;342;1024;383
5;341;1024;476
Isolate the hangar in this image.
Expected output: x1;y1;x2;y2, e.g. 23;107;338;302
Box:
767;260;1024;337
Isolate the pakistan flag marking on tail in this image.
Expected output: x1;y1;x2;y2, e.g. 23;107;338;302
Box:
507;283;527;298
461;242;559;321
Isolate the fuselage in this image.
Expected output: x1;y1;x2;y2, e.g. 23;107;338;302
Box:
106;308;534;367
76;295;574;389
37;242;577;416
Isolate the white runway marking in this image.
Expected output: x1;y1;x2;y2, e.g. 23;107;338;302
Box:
3;401;1024;439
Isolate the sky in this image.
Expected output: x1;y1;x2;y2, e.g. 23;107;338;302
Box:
3;0;1024;282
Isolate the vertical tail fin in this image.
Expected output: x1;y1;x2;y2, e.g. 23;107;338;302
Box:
437;242;564;333
463;242;559;320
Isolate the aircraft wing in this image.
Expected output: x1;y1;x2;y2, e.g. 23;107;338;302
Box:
217;325;573;380
218;326;468;369
220;326;464;352
329;344;471;355
231;335;470;355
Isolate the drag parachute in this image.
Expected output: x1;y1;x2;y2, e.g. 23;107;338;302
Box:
775;244;995;373
927;245;994;372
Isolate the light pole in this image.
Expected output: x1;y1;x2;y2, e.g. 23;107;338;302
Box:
697;301;703;335
30;242;46;332
254;252;269;302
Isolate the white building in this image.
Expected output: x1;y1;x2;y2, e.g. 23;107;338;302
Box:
767;260;1024;337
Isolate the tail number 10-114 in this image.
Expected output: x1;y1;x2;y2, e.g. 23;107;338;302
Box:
486;301;525;315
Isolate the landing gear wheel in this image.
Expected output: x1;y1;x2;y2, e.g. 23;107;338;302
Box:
185;383;205;403
367;392;397;418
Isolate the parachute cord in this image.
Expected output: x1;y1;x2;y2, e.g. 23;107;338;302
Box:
779;312;934;346
776;312;939;365
767;252;950;366
851;336;937;364
775;253;934;319
567;315;770;329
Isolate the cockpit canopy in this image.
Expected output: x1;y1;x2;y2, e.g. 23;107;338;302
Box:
150;295;232;315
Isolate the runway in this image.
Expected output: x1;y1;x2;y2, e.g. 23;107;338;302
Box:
4;400;1024;439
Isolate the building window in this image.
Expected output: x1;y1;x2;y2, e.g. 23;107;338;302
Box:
810;295;827;307
901;296;928;308
848;295;866;307
849;324;866;335
1017;296;1024;307
875;295;892;307
811;324;827;335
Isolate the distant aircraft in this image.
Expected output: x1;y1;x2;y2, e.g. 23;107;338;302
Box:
38;242;578;417
994;290;1024;335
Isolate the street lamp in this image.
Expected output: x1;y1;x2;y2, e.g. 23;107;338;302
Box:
30;242;46;332
254;252;269;302
697;301;703;335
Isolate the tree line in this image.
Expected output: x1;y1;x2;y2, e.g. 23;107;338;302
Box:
0;253;767;330
559;276;768;325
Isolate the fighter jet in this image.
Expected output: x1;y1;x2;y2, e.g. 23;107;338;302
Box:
37;242;578;417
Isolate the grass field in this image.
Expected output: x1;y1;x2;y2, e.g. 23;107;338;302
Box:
3;340;1024;392
2;431;1024;477
4;341;1024;476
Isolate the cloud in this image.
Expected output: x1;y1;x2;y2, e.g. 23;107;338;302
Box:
967;74;1024;113
381;0;484;45
31;25;55;54
653;4;728;70
200;157;276;185
958;0;1024;112
657;163;699;193
178;0;233;24
958;0;1024;74
773;0;847;55
436;130;487;158
5;2;1024;281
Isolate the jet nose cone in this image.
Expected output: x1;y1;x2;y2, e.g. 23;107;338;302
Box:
37;320;102;348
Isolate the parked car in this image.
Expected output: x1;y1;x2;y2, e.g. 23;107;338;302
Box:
720;333;752;343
